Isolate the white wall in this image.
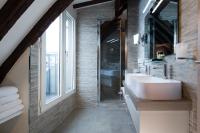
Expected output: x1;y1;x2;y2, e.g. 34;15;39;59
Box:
74;0;89;4
0;49;30;133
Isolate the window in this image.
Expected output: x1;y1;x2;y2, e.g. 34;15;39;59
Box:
40;11;76;113
63;12;75;93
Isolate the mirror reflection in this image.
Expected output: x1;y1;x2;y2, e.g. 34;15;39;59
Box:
144;0;178;60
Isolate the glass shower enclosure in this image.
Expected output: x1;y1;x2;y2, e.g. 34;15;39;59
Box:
98;19;125;101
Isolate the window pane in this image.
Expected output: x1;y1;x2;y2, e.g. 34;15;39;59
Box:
65;16;73;92
66;20;69;51
45;17;60;102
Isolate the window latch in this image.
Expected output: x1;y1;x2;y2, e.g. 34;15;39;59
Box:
65;51;69;56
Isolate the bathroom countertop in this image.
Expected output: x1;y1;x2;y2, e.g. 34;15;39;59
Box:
123;84;192;111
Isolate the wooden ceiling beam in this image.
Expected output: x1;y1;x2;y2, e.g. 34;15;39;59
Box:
101;19;120;42
115;0;127;18
0;0;74;84
0;0;34;40
73;0;112;9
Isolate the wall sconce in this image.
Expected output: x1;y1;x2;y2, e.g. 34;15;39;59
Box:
133;34;140;45
133;33;148;46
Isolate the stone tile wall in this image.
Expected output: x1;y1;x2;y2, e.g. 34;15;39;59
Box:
29;43;76;133
127;0;139;70
76;2;115;108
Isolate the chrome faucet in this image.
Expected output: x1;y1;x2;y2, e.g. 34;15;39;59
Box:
164;64;168;79
169;65;173;79
148;65;151;75
145;65;151;75
145;65;148;74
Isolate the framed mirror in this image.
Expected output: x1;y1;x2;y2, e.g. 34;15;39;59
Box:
144;0;179;60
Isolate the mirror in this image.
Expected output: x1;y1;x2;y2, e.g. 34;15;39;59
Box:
144;0;179;60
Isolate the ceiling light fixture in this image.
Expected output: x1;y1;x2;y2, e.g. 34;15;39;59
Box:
107;39;115;43
109;39;119;43
152;0;164;13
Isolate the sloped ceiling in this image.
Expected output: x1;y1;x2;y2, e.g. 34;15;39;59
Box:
0;0;60;66
0;0;103;66
74;0;90;4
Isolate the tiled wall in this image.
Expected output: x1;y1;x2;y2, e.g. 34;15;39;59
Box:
127;0;139;70
76;2;115;108
29;43;76;133
132;0;198;133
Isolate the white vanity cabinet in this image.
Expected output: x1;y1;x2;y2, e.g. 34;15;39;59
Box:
125;94;140;133
122;86;191;133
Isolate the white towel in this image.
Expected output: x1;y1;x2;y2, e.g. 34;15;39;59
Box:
0;94;20;105
0;104;24;120
0;86;18;98
0;110;23;125
0;99;22;113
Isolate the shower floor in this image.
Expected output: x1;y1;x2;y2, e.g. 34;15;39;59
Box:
101;86;120;101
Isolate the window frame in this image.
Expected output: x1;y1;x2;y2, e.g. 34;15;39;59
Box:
39;11;76;114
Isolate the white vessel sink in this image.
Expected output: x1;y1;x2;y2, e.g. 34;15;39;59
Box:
125;73;150;88
125;74;182;100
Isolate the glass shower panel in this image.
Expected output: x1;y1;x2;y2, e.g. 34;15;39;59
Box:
100;29;121;101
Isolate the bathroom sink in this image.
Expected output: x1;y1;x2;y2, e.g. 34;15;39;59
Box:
125;73;150;89
125;75;182;100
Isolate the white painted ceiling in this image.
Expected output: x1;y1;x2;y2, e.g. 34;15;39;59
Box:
73;0;91;4
0;0;7;9
0;0;58;65
0;0;107;66
0;1;77;66
0;0;86;65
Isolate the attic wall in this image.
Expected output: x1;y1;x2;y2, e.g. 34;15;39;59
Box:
0;1;78;133
76;2;115;108
0;49;30;133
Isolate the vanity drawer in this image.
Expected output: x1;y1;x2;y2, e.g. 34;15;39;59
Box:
124;95;140;133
